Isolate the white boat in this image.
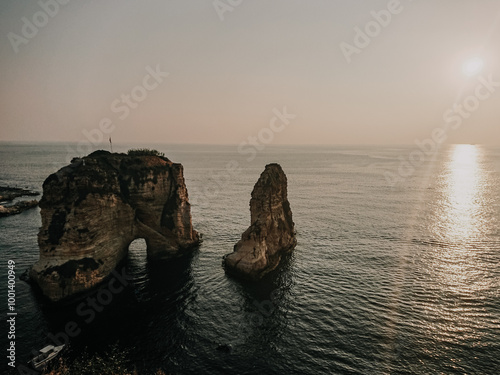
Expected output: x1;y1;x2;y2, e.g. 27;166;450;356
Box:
28;344;65;370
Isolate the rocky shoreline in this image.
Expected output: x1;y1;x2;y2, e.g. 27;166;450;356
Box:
0;186;39;202
0;186;39;218
0;199;39;217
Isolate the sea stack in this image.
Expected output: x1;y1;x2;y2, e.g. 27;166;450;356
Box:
30;150;200;302
224;163;296;280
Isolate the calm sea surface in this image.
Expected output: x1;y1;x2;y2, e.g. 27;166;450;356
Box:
1;143;499;374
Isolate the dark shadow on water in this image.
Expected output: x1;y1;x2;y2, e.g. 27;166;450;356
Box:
216;252;297;375
226;251;296;302
27;247;296;374
31;248;200;373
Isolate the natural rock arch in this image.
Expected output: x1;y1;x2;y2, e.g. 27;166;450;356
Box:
30;151;200;302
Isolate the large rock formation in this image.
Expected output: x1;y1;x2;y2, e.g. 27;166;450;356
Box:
30;150;200;301
224;164;296;280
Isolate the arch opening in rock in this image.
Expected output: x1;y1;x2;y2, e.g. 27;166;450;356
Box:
127;238;148;262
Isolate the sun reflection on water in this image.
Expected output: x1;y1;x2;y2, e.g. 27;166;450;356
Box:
406;145;498;368
429;144;490;296
434;144;486;242
423;144;493;345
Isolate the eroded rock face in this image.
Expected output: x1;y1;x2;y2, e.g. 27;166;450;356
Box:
224;163;296;280
30;151;200;301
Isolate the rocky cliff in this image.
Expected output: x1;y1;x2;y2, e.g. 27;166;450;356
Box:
30;150;200;301
224;164;296;280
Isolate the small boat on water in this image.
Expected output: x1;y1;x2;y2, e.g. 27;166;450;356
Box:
28;344;65;370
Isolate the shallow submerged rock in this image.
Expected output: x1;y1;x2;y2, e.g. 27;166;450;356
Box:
0;186;39;203
0;200;38;217
30;150;200;302
224;163;296;280
0;186;40;218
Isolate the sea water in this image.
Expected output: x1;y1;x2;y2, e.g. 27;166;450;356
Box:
0;143;499;374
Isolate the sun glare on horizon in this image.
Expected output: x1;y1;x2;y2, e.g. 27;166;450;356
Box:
462;57;484;77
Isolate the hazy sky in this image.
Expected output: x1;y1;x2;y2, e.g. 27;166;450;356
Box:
1;0;499;145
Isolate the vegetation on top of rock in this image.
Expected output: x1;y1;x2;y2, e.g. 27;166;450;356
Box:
88;150;113;158
127;149;165;157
